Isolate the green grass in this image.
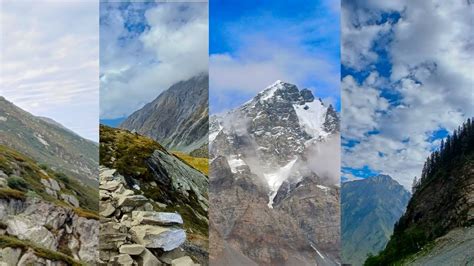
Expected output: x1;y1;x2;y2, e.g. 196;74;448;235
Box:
172;151;209;175
0;235;83;266
0;144;98;212
100;125;209;237
0;188;26;200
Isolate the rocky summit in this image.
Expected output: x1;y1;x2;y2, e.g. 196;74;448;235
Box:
120;74;209;154
209;80;341;265
99;125;209;265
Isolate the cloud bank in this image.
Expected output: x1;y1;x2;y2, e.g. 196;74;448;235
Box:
341;0;474;188
100;2;208;119
0;1;99;140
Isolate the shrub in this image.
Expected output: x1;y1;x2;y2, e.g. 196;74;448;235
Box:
55;172;70;184
7;176;29;191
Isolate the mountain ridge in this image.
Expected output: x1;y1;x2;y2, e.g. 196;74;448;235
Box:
0;96;99;186
119;74;209;154
342;174;410;266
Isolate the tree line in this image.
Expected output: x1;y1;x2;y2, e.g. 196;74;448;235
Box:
412;117;474;193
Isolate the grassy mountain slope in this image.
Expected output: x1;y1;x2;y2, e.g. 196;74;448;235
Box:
0;97;98;186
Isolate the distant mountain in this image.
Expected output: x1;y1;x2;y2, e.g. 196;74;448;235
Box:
120;74;208;153
0;96;98;185
366;118;474;265
209;80;340;265
342;175;410;266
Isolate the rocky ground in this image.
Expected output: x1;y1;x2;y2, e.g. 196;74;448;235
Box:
0;143;99;265
402;226;474;265
99;166;204;265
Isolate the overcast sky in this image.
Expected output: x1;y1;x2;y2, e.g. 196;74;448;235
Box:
100;1;208;120
0;0;99;141
341;0;474;188
209;0;341;114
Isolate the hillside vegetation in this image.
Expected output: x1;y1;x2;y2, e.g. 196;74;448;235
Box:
365;118;474;265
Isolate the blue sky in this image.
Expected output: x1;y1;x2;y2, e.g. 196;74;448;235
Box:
100;1;208;122
341;0;474;188
0;1;99;141
210;0;340;114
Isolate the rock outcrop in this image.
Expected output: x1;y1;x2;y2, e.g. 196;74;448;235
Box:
99;166;203;265
0;143;99;265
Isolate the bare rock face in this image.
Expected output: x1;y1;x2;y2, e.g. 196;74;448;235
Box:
209;81;341;265
0;197;99;265
120;74;209;153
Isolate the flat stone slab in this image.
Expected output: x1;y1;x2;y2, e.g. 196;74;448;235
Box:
132;211;183;226
130;225;186;251
119;244;145;255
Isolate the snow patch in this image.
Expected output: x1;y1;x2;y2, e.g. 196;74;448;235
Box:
0;116;7;122
258;80;284;103
227;155;247;173
293;100;327;138
265;157;298;208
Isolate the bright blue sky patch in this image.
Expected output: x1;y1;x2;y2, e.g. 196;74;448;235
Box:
210;0;340;114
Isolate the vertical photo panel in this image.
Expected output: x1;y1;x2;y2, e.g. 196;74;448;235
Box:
341;1;474;265
209;0;341;265
98;1;209;265
0;0;99;264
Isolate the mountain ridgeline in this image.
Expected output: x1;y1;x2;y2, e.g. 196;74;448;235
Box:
366;118;474;265
342;175;410;266
120;74;209;155
209;81;341;265
0;97;99;186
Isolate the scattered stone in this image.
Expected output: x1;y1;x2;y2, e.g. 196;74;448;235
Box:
100;180;121;191
101;169;116;180
60;193;80;207
100;202;116;217
137;248;161;266
0;247;22;265
116;195;148;208
114;254;134;265
119;244;145;255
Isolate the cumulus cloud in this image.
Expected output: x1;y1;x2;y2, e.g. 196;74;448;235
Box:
0;0;99;140
342;0;474;188
100;2;208;119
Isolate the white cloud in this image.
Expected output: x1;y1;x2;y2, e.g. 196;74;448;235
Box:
342;0;474;189
100;2;208;119
210;5;340;113
0;0;99;141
